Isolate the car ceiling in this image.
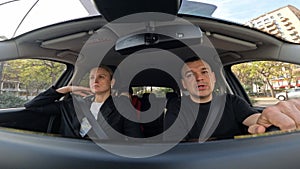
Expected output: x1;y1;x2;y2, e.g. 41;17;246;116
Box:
7;15;288;63
2;0;300;67
1;13;300;88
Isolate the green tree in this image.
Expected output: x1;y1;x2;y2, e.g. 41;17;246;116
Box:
0;62;5;93
232;61;290;98
232;62;256;93
2;59;66;99
281;63;298;87
0;93;27;108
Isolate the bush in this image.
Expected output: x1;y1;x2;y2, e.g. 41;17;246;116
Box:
0;93;27;108
250;98;257;104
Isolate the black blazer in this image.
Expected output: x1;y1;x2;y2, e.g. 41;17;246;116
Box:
25;86;143;139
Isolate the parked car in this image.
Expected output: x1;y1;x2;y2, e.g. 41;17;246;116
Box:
276;88;300;100
1;0;300;168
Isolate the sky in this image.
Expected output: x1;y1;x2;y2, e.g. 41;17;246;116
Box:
0;0;89;39
1;0;300;39
192;0;300;23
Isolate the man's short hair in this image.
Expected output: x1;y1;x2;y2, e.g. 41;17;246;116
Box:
184;56;202;63
180;56;203;78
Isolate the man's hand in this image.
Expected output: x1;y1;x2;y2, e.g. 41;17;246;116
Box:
248;99;300;134
56;86;93;97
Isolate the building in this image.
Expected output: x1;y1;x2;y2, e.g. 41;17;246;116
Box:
0;80;26;96
246;5;300;43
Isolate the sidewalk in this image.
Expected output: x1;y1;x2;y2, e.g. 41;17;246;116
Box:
251;97;279;107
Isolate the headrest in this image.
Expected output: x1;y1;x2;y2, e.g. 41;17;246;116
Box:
93;0;182;22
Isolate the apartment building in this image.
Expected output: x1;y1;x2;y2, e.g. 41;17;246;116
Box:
246;5;300;43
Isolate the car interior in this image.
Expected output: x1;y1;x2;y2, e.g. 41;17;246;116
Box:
2;0;300;168
0;0;300;141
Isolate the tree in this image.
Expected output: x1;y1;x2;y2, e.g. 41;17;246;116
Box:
2;59;66;99
281;63;298;87
0;93;27;108
232;62;257;93
0;62;4;93
232;61;289;98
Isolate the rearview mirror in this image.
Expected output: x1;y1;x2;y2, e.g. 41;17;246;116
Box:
115;24;202;53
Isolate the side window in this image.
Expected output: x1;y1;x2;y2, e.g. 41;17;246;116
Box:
0;59;67;109
231;61;300;106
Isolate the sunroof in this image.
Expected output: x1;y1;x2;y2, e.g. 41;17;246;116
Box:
179;0;217;17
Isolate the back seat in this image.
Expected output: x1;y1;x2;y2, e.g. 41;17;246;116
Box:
139;93;164;138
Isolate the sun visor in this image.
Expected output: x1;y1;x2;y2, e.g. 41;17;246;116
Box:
93;0;182;22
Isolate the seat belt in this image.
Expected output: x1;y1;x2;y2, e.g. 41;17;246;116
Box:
199;94;226;142
73;96;108;139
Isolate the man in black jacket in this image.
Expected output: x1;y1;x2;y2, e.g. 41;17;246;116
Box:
164;57;300;142
25;65;142;140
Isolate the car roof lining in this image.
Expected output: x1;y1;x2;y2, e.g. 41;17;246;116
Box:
9;16;285;64
4;15;300;90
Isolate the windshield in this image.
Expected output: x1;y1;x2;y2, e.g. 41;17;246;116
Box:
181;0;300;43
0;0;98;40
1;0;300;43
